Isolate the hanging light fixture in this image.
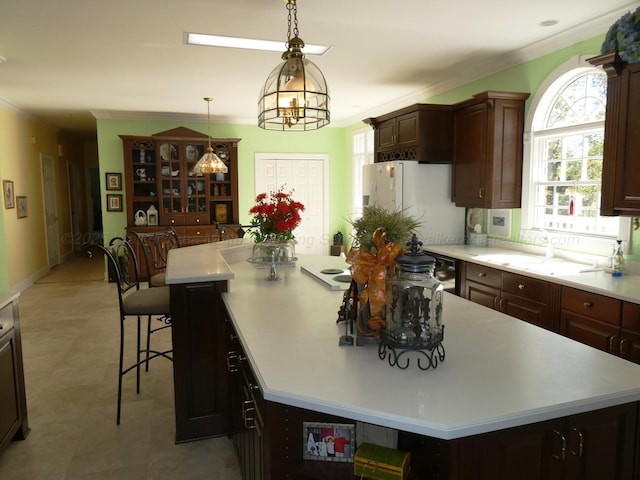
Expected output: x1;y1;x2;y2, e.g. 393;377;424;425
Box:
193;97;228;175
258;0;329;131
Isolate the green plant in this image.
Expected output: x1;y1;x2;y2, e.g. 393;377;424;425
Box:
349;205;421;253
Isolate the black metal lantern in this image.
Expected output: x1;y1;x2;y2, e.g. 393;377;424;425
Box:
379;234;445;370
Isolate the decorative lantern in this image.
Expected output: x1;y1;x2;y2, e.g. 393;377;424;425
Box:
379;234;445;370
147;205;158;226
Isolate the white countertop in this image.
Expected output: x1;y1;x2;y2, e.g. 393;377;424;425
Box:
422;244;640;304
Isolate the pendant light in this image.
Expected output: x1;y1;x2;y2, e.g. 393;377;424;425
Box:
258;0;329;131
193;97;228;175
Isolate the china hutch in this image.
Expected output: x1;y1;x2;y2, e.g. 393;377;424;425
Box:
120;127;241;246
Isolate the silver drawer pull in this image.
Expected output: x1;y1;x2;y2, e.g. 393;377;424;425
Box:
518;283;525;290
583;302;593;308
478;272;487;277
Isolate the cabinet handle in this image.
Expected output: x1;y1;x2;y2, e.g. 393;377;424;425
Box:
552;430;566;461
242;400;256;429
583;301;593;308
568;427;584;457
478;187;484;199
196;218;200;223
226;351;245;372
171;219;175;225
248;382;260;392
609;336;618;353
499;298;506;311
478;272;487;277
620;338;630;356
518;283;525;290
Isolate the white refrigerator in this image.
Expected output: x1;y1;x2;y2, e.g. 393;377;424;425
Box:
362;161;465;245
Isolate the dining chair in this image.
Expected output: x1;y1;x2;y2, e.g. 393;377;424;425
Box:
128;227;180;288
216;223;253;241
92;237;173;424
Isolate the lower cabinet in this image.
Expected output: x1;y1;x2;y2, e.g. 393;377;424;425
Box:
560;287;640;363
0;295;29;457
398;403;638;480
461;262;560;331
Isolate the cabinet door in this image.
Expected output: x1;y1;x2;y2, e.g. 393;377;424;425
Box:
396;111;419;147
0;329;20;450
158;142;185;225
564;403;637;480
502;274;559;331
183;143;210;224
376;118;396;150
454;418;564;480
452;102;488;207
560;310;619;354
620;302;640;363
464;280;500;310
599;59;640;215
125;139;160;227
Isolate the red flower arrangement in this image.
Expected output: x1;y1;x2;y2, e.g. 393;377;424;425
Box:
249;188;305;242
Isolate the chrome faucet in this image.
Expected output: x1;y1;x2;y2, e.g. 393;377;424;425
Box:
539;228;554;258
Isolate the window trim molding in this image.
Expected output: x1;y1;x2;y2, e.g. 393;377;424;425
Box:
520;54;630;256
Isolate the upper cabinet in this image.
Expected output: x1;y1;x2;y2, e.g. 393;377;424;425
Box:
120;127;240;232
451;91;529;209
363;104;453;163
589;53;640;216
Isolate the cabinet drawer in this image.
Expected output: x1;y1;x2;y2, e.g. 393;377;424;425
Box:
0;303;14;339
502;273;549;301
465;263;501;288
561;287;621;326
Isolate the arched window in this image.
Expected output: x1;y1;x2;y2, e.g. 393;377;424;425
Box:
522;60;629;256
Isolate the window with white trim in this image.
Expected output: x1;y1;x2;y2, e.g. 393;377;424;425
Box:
522;62;629;255
352;127;374;219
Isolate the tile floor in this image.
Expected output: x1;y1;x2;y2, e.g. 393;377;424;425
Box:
0;257;241;480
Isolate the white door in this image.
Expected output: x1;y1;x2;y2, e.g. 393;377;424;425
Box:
255;154;328;255
41;154;60;268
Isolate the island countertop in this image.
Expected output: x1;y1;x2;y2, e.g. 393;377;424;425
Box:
166;242;640;441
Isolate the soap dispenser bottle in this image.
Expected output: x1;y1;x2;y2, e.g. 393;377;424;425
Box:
612;240;624;277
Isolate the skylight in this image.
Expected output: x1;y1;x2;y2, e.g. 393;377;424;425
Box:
186;33;330;55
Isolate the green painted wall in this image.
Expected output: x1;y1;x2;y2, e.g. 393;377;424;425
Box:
343;34;640;261
96;119;352;245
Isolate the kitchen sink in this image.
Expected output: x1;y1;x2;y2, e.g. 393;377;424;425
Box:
474;253;601;276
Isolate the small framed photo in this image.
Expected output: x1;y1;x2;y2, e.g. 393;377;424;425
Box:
487;209;512;238
106;194;123;212
16;196;27;218
105;172;122;191
303;422;355;463
3;180;15;209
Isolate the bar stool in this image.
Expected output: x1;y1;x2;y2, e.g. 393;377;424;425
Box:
128;227;180;288
92;238;173;424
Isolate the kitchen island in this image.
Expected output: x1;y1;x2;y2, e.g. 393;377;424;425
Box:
166;241;640;479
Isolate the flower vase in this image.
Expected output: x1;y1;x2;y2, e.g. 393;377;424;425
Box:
250;238;297;264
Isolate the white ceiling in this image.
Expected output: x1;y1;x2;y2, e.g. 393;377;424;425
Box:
0;0;636;136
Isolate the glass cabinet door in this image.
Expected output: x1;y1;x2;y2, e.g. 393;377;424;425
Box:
184;143;208;218
159;143;183;223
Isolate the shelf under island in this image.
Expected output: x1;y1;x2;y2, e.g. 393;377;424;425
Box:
166;241;640;479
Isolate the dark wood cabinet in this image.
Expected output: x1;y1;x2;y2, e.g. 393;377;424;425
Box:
169;281;230;443
461;262;559;331
451;91;529;208
120;127;241;246
0;295;29;457
588;53;640;216
438;403;638;480
363;104;453;163
560;287;640;363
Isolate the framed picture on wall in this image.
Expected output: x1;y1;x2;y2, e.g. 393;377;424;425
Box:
3;179;15;209
105;172;122;191
16;196;27;218
106;194;123;212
